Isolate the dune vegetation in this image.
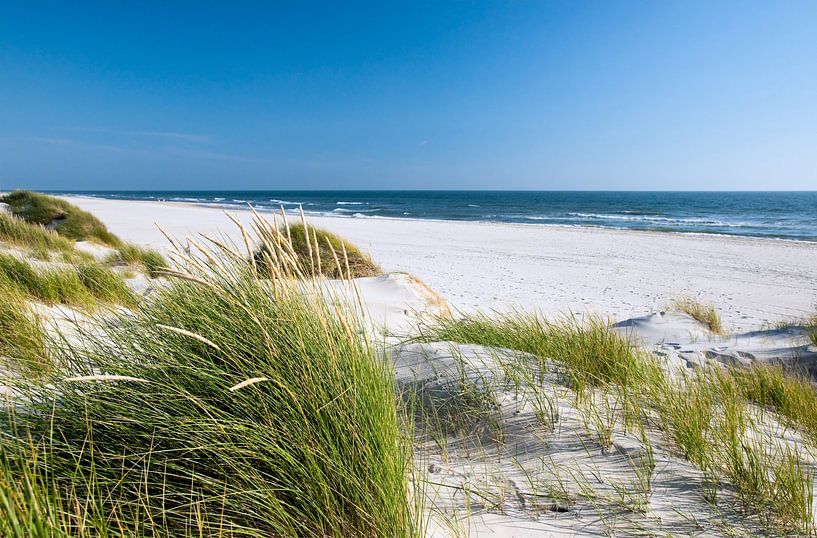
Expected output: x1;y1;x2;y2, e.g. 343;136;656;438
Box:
255;220;381;279
0;252;135;309
0;282;47;375
0;212;416;537
415;311;816;534
0;213;88;262
1;190;120;245
2;192;817;536
107;242;167;277
415;311;657;395
805;314;817;347
672;296;724;334
1;191;167;276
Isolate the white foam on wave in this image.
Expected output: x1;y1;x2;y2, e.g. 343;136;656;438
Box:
353;213;389;219
334;207;378;213
565;212;746;227
336;201;365;205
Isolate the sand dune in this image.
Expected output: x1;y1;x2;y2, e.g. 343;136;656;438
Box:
60;195;817;334
5;194;816;536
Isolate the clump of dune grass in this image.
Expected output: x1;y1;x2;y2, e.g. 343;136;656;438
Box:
0;213;88;263
672;296;723;334
0;214;415;537
651;369;715;469
0;252;134;308
417;311;815;532
0;191;120;246
805;314;817;347
0;282;47;374
252;209;381;279
75;263;136;306
730;363;817;442
650;366;815;533
108;242;167;276
405;350;502;447
415;312;654;395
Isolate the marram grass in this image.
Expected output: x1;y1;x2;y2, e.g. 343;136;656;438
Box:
1;191;168;277
0;213;87;262
672;296;723;334
1;190;120;246
0;252;134;308
253;208;381;279
109;242;167;277
414;311;656;395
0;281;48;375
0;213;416;537
416;310;816;533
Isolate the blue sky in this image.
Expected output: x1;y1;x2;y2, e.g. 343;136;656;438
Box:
1;1;816;190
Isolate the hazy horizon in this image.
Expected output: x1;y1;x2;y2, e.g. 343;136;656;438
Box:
2;1;816;191
35;188;817;193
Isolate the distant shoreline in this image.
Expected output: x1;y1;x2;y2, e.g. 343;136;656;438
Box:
59;194;817;333
51;190;817;244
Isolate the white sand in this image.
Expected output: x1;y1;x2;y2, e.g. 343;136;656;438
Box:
61;195;817;332
4;195;816;536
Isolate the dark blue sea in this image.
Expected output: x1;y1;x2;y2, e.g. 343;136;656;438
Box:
52;191;817;242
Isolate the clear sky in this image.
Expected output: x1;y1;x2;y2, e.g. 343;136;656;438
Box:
1;1;816;191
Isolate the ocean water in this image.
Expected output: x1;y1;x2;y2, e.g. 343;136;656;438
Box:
53;191;817;242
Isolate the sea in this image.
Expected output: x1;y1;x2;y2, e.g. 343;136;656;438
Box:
50;191;817;242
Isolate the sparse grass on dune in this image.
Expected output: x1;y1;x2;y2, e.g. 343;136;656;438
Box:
0;252;134;308
0;282;48;374
417;312;815;533
405;350;502;446
0;214;416;537
107;242;167;277
672;296;723;334
415;312;654;395
730;363;817;442
804;314;817;347
2;192;168;277
651;369;715;469
0;213;87;262
654;367;815;533
773;313;817;347
0;191;120;246
255;220;381;279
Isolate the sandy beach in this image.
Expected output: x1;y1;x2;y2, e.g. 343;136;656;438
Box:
3;190;817;536
62;195;817;332
6;4;817;534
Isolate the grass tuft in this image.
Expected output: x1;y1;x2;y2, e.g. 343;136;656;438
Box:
0;252;134;308
672;296;723;334
109;243;167;276
0;213;86;261
0;213;416;537
0;191;120;246
255;222;381;279
0;282;48;374
76;263;136;306
415;312;653;395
